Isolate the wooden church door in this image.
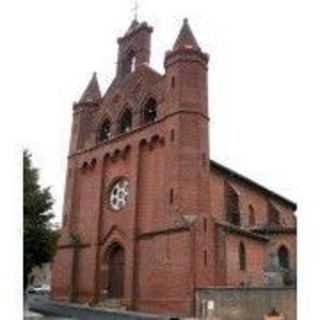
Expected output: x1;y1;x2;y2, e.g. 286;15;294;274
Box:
108;245;125;298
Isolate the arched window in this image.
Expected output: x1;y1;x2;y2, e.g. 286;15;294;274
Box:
278;245;289;269
123;50;136;75
249;205;256;226
143;98;157;124
225;182;240;226
98;119;111;142
239;242;246;271
119;109;132;134
268;203;280;225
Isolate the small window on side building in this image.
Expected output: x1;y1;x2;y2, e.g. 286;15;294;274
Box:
239;242;246;271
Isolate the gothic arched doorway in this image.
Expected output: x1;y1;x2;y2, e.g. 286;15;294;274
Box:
107;244;125;298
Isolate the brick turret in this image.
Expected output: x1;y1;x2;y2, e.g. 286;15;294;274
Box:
164;18;209;116
69;72;101;153
116;20;153;79
163;19;214;290
163;18;210;216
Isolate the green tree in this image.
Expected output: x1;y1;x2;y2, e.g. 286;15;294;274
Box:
23;150;58;289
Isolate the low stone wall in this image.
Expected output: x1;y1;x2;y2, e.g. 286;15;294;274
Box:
196;287;296;320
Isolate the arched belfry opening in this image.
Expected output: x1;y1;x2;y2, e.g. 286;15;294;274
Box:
106;243;125;298
116;21;153;79
119;109;132;134
143;98;157;124
126;50;136;74
98;118;111;142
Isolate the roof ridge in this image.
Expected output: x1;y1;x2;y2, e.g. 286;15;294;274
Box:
210;160;297;210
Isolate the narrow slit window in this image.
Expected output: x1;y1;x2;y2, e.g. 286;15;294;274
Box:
131;56;137;73
170;189;174;204
170;129;175;142
171;77;175;89
204;250;207;266
249;205;255;226
239;242;246;271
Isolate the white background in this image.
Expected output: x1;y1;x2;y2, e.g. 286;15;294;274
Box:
1;0;319;318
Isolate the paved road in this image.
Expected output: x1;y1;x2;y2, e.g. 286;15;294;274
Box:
24;295;73;320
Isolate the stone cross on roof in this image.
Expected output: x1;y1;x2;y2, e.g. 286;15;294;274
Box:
132;0;139;21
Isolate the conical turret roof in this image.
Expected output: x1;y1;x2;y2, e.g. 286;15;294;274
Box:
79;72;101;103
173;18;200;51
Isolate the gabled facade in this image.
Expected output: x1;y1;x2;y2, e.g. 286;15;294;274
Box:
51;18;297;316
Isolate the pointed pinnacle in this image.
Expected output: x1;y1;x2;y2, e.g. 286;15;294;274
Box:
79;72;101;104
173;18;200;51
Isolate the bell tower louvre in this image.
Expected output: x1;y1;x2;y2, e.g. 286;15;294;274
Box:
51;18;297;317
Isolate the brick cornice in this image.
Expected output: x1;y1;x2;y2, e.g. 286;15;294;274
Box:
216;222;270;242
137;226;190;240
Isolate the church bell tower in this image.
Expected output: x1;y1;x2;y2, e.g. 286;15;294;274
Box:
52;18;214;316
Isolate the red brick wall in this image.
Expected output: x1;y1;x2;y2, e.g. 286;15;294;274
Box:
136;231;193;315
136;140;167;234
225;234;266;286
76;167;101;243
51;248;74;301
209;167;296;287
209;168;296;228
76;246;97;302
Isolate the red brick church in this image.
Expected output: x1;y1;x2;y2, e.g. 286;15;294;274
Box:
52;18;297;316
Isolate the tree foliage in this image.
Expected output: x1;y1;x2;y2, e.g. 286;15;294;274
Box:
23;150;58;288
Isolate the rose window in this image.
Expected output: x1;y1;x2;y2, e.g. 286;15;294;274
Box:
109;178;129;211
